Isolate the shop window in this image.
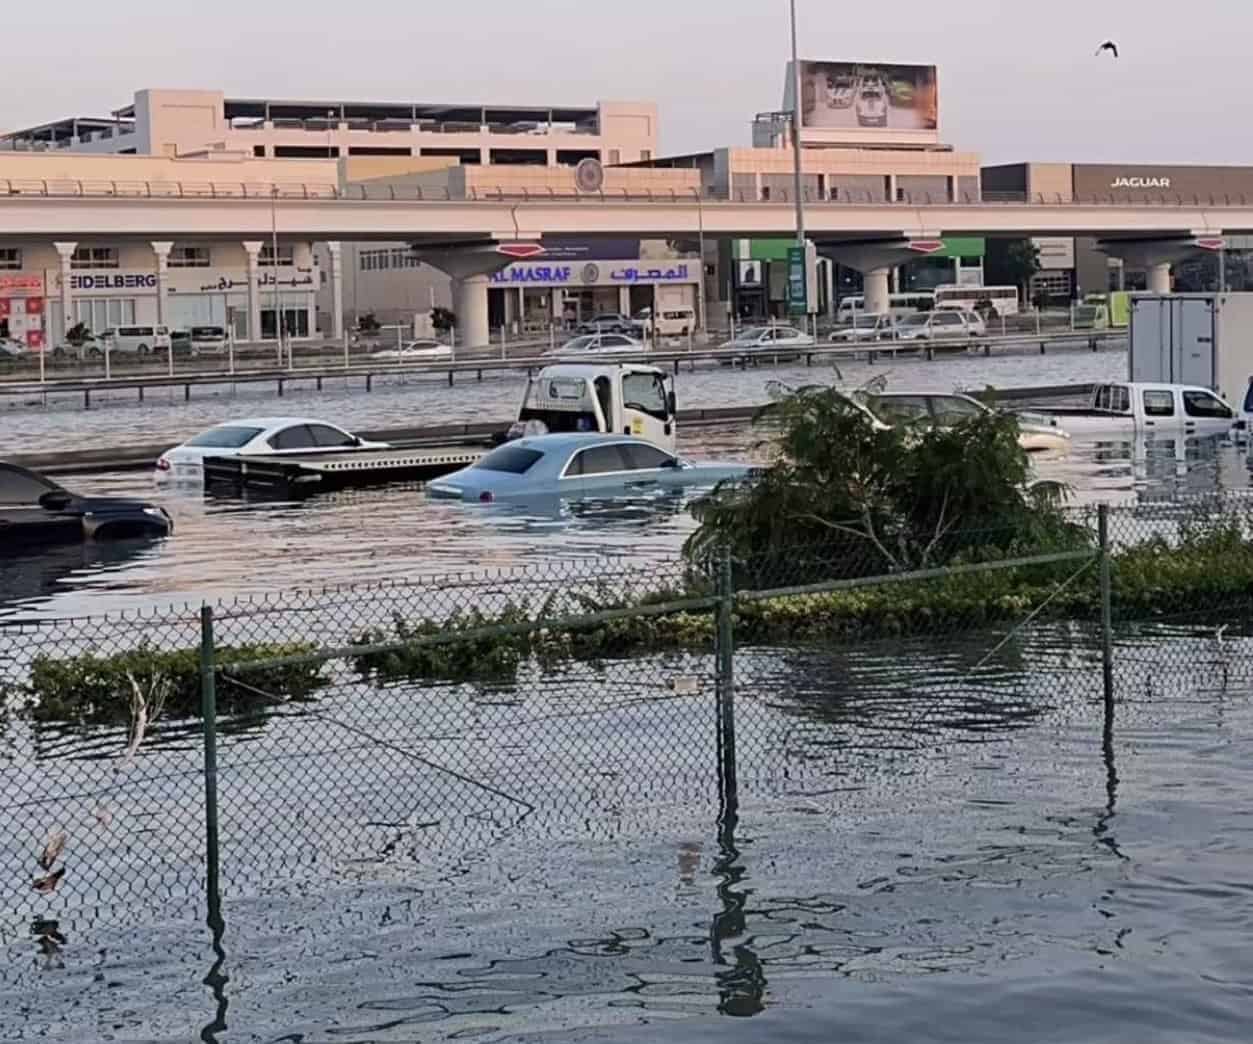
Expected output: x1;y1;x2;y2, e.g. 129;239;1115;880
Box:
71;246;119;270
0;248;20;270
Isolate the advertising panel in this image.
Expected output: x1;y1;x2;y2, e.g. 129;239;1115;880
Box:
1073;165;1253;201
797;61;937;133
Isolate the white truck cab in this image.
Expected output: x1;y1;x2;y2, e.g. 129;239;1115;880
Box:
511;363;678;453
1044;382;1239;438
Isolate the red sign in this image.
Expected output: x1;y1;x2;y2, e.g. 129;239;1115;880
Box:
1195;237;1226;252
0;274;43;296
907;240;946;255
496;243;547;260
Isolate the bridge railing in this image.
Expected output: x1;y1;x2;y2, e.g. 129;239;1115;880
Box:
2;178;1252;207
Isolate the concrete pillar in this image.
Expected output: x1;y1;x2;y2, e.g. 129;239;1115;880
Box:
864;268;891;315
242;240;263;343
618;286;632;314
1148;262;1172;294
327;241;345;340
151;241;172;327
453;274;490;349
53;241;77;335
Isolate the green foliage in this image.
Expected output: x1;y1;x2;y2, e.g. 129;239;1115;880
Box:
1005;239;1042;300
685;385;1084;583
352;605;534;684
24;642;326;725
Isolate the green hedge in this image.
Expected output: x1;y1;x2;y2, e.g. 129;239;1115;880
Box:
24;642;326;725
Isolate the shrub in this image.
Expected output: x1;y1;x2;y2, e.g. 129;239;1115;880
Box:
24;642;326;725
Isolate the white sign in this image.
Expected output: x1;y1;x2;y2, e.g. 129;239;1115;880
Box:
1033;236;1075;270
490;259;695;288
44;267;318;297
1110;176;1171;189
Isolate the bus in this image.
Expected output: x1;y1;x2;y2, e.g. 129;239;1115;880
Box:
837;291;935;321
933;285;1020;317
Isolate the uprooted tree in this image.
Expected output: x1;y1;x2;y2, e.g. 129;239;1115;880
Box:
684;385;1081;581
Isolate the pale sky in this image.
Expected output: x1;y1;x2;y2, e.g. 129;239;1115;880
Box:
6;0;1247;166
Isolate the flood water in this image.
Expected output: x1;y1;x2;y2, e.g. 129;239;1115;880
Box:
3;623;1252;1043
4;344;1253;1041
3;342;1251;620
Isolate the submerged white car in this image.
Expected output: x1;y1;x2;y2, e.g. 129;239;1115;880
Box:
370;340;452;362
155;417;389;484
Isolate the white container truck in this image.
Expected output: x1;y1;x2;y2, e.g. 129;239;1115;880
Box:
1128;292;1253;424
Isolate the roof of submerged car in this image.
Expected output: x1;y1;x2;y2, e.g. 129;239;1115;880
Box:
206;417;348;431
493;433;653;456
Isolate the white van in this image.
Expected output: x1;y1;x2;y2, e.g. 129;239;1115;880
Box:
100;325;172;355
633;306;696;337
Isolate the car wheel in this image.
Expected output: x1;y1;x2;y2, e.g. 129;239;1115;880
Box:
89;347;102;358
138;343;150;354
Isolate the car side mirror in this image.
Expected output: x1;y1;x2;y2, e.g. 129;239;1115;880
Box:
666;391;677;416
38;490;72;510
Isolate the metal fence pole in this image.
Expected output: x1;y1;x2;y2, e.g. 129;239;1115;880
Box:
199;605;223;932
1098;504;1114;708
716;546;738;802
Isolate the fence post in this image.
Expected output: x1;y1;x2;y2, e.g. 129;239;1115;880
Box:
715;546;738;803
199;605;223;932
1098;504;1114;708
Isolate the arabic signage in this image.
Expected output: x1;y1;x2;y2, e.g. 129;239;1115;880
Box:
489;259;695;288
0;274;44;297
540;237;641;262
45;268;318;297
786;247;807;316
795;60;938;137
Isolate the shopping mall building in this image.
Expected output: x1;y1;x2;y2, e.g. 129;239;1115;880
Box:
1;76;1251;345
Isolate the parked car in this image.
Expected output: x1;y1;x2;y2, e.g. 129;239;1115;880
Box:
934;306;988;336
0;338;29;360
576;313;635;335
52;334;104;359
0;461;172;550
427;434;753;503
827;75;856;108
720;326;816;354
156;417;389;484
99;325;173;355
371;340;452;362
633;305;696;338
855;83;888;127
831;314;896;342
190;325;229;355
860;392;1071;453
546;332;645;359
893;311;977;343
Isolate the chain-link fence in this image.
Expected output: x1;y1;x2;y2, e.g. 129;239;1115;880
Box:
4;496;1253;948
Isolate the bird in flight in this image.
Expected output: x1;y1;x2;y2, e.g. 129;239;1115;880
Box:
1095;40;1119;57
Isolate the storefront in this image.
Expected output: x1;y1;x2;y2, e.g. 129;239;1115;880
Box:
487;258;699;331
43;266;319;342
0;274;47;349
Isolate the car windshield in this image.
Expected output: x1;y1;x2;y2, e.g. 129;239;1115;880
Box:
185;426;264;449
898;314;929;328
563;336;595;352
737;327;769;340
849;315;882;329
475;445;545;475
191;327;224;338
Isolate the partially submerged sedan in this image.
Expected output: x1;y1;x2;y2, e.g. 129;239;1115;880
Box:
156;417;389;484
427;434;753;503
1;462;172;551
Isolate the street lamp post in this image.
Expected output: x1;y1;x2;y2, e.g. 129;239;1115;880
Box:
270;186;284;367
788;0;806;247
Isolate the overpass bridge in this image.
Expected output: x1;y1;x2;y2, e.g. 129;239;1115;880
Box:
1;177;1241;345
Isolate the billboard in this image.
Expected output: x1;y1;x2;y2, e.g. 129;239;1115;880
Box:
796;61;937;133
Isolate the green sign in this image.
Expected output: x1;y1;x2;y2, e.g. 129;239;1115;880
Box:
787;246;807;315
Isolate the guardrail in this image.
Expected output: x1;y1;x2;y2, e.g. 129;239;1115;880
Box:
2;178;1253;208
0;330;1126;408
